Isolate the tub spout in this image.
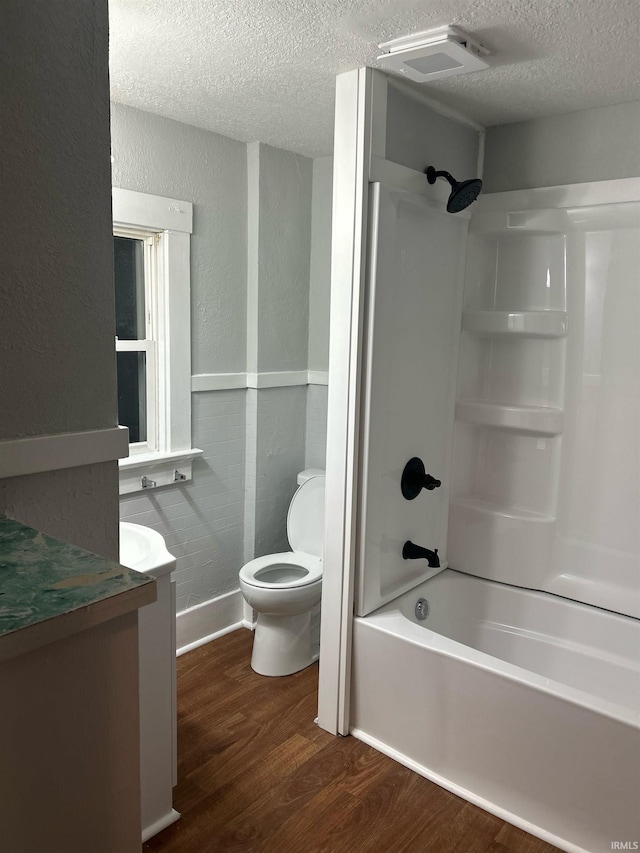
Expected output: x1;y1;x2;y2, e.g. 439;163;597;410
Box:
402;540;440;568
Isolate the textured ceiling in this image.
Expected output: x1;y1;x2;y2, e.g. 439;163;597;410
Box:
109;0;640;158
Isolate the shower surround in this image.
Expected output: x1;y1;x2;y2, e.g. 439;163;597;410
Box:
351;176;640;853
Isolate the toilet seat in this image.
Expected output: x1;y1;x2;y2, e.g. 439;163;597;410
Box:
287;475;325;557
239;476;325;591
240;551;322;589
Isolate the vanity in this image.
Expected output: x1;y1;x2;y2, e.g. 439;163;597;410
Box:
0;518;156;853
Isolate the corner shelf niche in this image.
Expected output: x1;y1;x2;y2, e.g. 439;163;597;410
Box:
449;201;571;588
462;311;568;338
455;401;564;436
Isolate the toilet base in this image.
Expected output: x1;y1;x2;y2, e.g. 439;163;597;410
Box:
251;612;314;676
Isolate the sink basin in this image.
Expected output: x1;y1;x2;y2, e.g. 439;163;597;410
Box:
119;522;176;578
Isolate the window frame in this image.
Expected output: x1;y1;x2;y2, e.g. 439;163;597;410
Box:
114;228;158;455
112;188;201;495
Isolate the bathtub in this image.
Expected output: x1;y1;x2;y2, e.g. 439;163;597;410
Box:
351;570;640;853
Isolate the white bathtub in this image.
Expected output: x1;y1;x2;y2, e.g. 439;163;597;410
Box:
351;570;640;853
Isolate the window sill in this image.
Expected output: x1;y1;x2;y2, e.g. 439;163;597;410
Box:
118;448;203;496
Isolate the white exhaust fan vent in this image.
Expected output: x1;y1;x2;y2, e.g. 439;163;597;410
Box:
377;25;489;83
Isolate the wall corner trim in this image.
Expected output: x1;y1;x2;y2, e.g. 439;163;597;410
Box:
0;426;129;480
308;370;329;386
191;372;248;392
247;370;309;389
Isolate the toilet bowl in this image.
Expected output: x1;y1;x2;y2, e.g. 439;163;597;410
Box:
240;472;325;676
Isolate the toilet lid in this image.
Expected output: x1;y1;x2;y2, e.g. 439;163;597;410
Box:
287;475;325;558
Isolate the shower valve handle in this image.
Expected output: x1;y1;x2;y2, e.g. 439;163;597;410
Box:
401;457;441;500
403;541;440;568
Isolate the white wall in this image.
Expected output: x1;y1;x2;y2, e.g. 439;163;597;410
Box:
0;0;119;558
484;101;640;192
385;82;480;178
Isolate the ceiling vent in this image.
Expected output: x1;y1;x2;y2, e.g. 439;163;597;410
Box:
377;25;489;83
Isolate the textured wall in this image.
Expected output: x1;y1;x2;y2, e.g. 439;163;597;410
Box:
254;388;307;557
256;144;312;372
308;157;333;373
0;0;118;559
305;385;328;470
120;391;245;610
110;103;248;375
119;385;319;611
385;83;480;179
247;386;325;561
0;463;120;558
113;115;317;611
484;101;640;192
0;0;116;439
110;102;250;603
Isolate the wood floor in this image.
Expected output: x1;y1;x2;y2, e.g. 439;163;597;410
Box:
144;629;561;853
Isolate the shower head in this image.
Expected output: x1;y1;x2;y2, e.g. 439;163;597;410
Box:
425;166;483;213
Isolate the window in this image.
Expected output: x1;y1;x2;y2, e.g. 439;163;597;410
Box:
114;232;155;448
112;188;201;494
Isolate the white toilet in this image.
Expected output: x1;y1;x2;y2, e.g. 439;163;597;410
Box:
240;470;325;676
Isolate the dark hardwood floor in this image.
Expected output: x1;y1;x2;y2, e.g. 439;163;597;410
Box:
144;629;561;853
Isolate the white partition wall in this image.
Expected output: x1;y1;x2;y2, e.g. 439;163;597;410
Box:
356;184;467;616
318;67;482;732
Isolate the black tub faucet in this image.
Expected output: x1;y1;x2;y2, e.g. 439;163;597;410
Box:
402;540;440;568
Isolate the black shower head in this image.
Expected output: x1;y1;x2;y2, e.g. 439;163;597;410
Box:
425;166;483;213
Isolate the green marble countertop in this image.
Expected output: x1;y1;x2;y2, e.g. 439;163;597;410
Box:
0;518;155;651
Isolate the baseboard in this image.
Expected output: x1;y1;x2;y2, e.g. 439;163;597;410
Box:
141;808;181;843
176;589;249;656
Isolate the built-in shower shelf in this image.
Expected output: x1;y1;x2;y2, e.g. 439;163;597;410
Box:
455;401;564;435
462;311;568;338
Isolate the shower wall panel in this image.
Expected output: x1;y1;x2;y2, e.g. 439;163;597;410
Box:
448;187;640;618
356;184;467;616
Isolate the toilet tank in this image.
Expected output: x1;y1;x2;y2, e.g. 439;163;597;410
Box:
297;468;325;486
